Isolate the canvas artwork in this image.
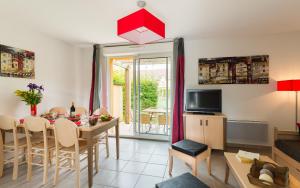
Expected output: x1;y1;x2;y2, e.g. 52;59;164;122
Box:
198;55;269;84
0;44;35;79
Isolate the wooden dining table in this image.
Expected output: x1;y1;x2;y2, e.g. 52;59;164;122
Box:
3;117;120;188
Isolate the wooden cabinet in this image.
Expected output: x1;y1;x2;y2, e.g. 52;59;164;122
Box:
184;113;226;150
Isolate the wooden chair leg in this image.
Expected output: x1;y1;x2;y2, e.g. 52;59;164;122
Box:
75;153;80;188
0;147;4;177
49;150;53;166
70;153;74;168
192;159;198;177
207;148;212;175
54;151;59;185
168;149;173;175
95;145;99;173
27;151;33;181
0;154;3;178
43;150;49;184
105;133;109;158
12;148;19;180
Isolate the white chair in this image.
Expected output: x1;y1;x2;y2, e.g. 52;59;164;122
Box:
0;115;27;180
24;116;55;184
53;118;99;188
49;107;67;116
75;107;88;116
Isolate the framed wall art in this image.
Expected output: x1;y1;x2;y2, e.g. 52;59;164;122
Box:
0;44;35;79
198;55;269;84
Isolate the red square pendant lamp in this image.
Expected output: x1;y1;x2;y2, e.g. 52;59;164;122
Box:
117;1;165;44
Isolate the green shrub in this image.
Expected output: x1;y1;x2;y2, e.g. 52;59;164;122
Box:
131;79;158;110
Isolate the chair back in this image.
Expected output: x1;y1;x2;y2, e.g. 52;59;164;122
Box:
54;118;78;147
50;107;67;115
75;107;87;116
140;114;151;124
93;107;109;116
158;114;170;125
24;116;49;132
24;116;49;148
0;115;17;130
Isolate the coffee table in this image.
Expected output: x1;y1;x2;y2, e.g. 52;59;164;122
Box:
224;152;300;188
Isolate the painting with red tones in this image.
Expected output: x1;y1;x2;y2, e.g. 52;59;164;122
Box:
0;44;35;79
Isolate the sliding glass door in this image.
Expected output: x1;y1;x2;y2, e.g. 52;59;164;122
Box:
133;57;171;137
109;55;171;140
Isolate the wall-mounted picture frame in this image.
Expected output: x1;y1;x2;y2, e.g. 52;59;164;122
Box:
198;55;269;84
0;44;35;79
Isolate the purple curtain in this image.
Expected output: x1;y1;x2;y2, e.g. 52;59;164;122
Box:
172;38;185;143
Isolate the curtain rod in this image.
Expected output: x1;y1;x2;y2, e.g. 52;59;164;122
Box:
103;39;174;48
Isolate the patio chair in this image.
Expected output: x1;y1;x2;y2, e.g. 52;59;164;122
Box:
140;114;151;133
158;113;170;134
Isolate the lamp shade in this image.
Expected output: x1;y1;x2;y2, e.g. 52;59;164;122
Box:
117;8;165;45
277;80;300;91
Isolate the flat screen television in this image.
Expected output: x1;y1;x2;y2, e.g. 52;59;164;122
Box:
185;89;222;114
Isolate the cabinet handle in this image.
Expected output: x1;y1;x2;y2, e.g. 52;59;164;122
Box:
200;120;202;126
206;120;208;126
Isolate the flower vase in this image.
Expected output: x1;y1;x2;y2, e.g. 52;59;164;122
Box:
31;105;37;116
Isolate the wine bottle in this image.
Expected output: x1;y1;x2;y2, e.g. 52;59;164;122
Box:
70;102;75;117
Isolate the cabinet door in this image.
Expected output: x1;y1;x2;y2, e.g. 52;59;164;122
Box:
204;117;224;149
185;115;204;143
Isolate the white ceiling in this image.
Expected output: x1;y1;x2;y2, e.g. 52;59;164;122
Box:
1;0;300;45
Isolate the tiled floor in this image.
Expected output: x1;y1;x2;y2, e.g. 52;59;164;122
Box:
111;122;170;136
0;138;242;188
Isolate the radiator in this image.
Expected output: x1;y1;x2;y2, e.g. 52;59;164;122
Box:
226;120;269;146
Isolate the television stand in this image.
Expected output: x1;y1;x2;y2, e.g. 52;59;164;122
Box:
183;112;226;150
192;112;215;115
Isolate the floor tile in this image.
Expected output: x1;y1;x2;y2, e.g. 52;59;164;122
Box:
100;158;128;171
153;147;168;156
111;172;140;188
111;151;135;161
130;153;151;163
134;175;163;188
142;164;166;177
93;169;118;186
148;154;168;165
122;161;147;174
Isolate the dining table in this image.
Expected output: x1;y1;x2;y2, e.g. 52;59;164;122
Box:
2;117;120;188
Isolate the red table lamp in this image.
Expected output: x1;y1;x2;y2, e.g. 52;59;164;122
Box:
277;80;300;131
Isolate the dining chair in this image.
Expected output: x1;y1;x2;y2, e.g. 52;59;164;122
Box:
93;108;109;158
49;107;67;116
0;115;27;180
24;116;55;185
75;107;88;116
140;113;151;133
53;118;99;188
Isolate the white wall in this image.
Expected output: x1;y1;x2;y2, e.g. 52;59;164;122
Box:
0;26;79;118
74;47;93;109
185;32;300;133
